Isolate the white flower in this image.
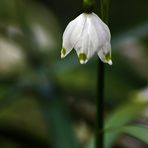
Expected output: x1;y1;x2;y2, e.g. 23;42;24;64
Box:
61;12;112;65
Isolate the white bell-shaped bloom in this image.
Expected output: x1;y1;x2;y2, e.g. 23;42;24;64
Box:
61;12;112;65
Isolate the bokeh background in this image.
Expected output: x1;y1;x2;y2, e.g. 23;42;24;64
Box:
0;0;148;148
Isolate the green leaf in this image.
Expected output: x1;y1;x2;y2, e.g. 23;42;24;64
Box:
104;101;148;148
122;125;148;145
86;137;94;148
86;101;148;148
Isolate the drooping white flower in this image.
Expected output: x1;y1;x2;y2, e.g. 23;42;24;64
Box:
61;12;112;65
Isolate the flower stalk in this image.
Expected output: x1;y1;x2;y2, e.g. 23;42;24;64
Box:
97;0;110;148
83;0;95;13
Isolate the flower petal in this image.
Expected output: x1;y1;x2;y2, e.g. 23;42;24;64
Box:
97;42;112;65
79;53;88;64
75;14;96;62
90;13;111;48
62;14;86;58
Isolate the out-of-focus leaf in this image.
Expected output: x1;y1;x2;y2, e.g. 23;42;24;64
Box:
0;0;18;22
56;62;97;96
86;137;94;148
0;84;22;110
86;101;148;148
0;96;48;141
39;98;80;148
104;101;148;148
112;22;148;49
121;125;148;145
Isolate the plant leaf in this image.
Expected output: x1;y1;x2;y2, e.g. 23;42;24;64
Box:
121;125;148;145
104;101;148;148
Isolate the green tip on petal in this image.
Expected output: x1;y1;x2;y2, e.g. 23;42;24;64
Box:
107;59;113;65
61;48;66;58
105;52;112;65
79;53;87;64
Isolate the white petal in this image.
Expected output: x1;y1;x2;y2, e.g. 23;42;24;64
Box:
91;13;111;47
98;42;112;65
74;14;97;62
86;13;104;57
74;13;111;63
74;12;111;61
62;14;86;58
75;38;90;64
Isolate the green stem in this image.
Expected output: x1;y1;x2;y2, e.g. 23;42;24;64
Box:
83;0;95;13
100;0;110;23
97;62;104;148
96;0;110;148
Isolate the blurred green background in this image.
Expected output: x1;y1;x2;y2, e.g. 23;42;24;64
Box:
0;0;148;148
